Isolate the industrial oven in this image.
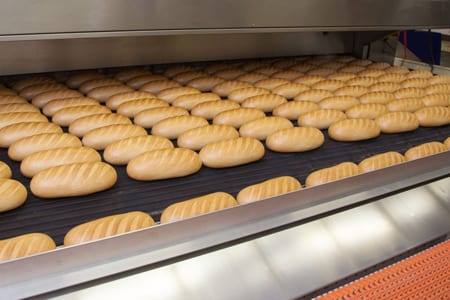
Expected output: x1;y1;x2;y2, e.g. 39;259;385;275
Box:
0;1;449;299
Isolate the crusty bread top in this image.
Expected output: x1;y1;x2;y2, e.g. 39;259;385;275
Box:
0;161;12;178
405;142;448;161
237;176;302;204
12;77;55;92
0;233;56;262
186;76;225;91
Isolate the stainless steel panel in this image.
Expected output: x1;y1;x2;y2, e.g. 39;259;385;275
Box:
50;178;450;300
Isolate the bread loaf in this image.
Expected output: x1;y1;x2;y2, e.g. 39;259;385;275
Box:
186;76;225;92
126;74;168;89
239;116;293;140
366;62;390;70
428;75;450;85
105;91;156;110
0;233;56;262
266;127;324;152
199;137;265;168
227;87;270;103
305;162;360;187
444;137;450;149
237;176;301;204
52;105;112;126
254;66;282;76
0;103;39;114
404;142;448;161
116;98;169;117
151;115;208;139
401;78;429;88
0;88;16;96
406;69;433;79
213;108;266;128
346;76;377;87
172;93;221;110
64;211;155;246
294;89;334;103
82;124;147;150
358;151;406;173
42;97;100;116
319;96;360;111
415;106;450;127
339;67;366;75
236;72;268;84
327;72;357;81
0;178;27;212
0;122;62;148
240;61;268;72
421;94;450;107
87;85;134;103
322;62;346;70
66;72;105;89
369;82;402;93
359;92;395;104
0;161;12;178
349;59;373;67
172;71;207;85
157;87;201;103
32;89;83;108
19;82;65;99
290;63;316;73
0;112;48;129
8;132;82;161
328;119;380;142
425;84;450;95
307;67;336;77
311;79;345;91
191;100;240;119
139;80;181;94
177;124;239;151
114;69;150;82
272;83;310;99
134;106;189;128
214;68;246;80
79;78;123;94
377;73;406;83
12;77;55;92
293;75;326;86
272;70;303;81
68;113;132;137
103;135;173;165
160;192;237;224
272;101;319;120
242;94;287;112
212;80;252;97
357;69;385;78
0;95;27;105
393;87;426;99
387;98;424;112
345;103;387;119
164;65;196;78
385;66;409;74
334;85;369;97
375;112;419;133
297;109;347;129
127;148;202;180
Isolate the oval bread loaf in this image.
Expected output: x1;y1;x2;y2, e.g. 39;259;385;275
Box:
266;127;324;152
305;162;360;187
253;78;289;90
444;137;450;149
172;93;221;110
87;85;134;103
272;83;310;99
254;66;282;76
319;96;360;111
52;105;112;126
0;161;12;178
0;112;48;129
0;178;28;212
21;146;101;178
401;78;429;88
32;89;83;108
239;116;293;140
157;87;201;103
272;101;319;120
369;82;402;93
237;176;302;204
82;124;147;150
393;87;426;99
199;137;265;168
68;113;132;137
236;72;268;84
139;80;181;94
79;78;123;94
345;76;377;86
0;88;17;96
428;75;450;85
0;122;62;148
327;72;357;81
387;98;424;112
30;161;117;198
127;148;202;181
359;92;395;104
328;119;380;142
160;192;237;224
19;83;66;100
420;94;450;107
66;72;105;89
358;151;406;173
311;79;345;91
241;94;287;112
0;103;40;113
186;76;225;92
134;106;189;128
378;73;406;83
172;71;207;85
213;108;266;128
190;100;240;120
126;74;168;89
294;89;334;102
272;70;303;80
298;109;347;129
404;142;448;161
212;80;252;97
177;124;239;151
103;135;173;165
105;91;156;110
406;69;433;79
0;95;28;105
375;112;419;133
334;85;369;97
0;233;56;262
164;65;196;78
151;115;208;139
64;211;155;246
227;87;270;103
116;98;169;118
115;69;150;82
414;106;450;127
12;77;55;92
345;103;388;119
8;132;82;161
42;97;100;116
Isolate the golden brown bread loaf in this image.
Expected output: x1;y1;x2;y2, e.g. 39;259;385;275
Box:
311;79;345;91
297;109;347;129
103;135;173;165
293;89;334;102
21;146;101;178
349;58;373;67
322;62;346;70
87;85;134;102
272;70;303;81
334;85;369;97
404;142;448;161
444;137;450;149
52;105;112;126
12;77;55;92
213;108;266;128
177;124;239;151
240;61;269;72
64;211;155;246
401;78;429;88
19;83;65;100
227;87;270;103
0;161;12;178
160;192;237;224
241;94;287;112
79;78;123;94
133;106;189;128
357;69;385;78
327;72;357;81
253;78;290;90
272;101;319;120
266;127;324;152
190;100;240;120
164;65;196;78
358;151;406;173
212;80;253;97
239;116;293;140
68;113;132;137
305;162;360;187
293;75;326;86
319;96;360;111
345;103;388;119
359;92;395;104
366;62;390;70
290;63;316;73
0;178;27;212
328;119;380;142
214;68;246;80
428;75;450;85
0;103;39;113
272;83;310;99
172;71;207;85
157;87;201;103
105;91;156;110
42;97;100;116
0;233;56;262
186;76;225;92
66;72;106;89
0;95;28;105
420;94;450;107
237;176;302;204
414;106;450;127
273;59;297;69
126;74;168;89
375;111;419;133
139;80;181;94
32;89;83;108
116;98;169;117
114;69;150;82
425;84;450;95
386;98;424;112
393;87;426;99
307;67;336;77
0;88;16;96
346;76;378;87
369;82;402;93
172;93;221;110
127;148;202;180
377;73;406;83
82;124;147;150
0;112;48;129
199;137;265;168
254;66;282;76
406;69;433;79
151;115;208;139
0;122;62;148
236;72;269;84
8;132;82;161
385;66;409;74
30;161;117;198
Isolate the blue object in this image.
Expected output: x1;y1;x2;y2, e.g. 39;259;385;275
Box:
398;30;441;65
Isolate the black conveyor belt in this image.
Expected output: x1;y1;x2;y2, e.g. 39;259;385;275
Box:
0;125;449;245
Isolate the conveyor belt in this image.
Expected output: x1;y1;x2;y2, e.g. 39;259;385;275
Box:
0;120;448;245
